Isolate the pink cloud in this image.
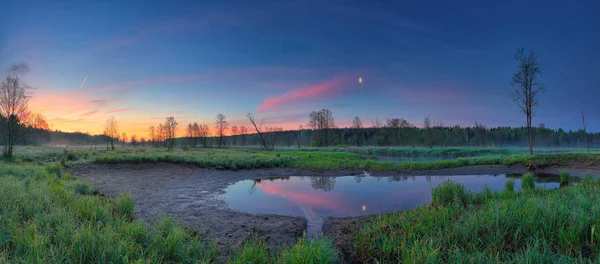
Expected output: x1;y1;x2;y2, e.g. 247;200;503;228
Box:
257;75;356;112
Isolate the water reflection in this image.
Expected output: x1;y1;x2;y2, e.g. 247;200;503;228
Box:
223;174;562;220
310;177;336;191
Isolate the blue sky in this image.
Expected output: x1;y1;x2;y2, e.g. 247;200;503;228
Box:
2;0;599;135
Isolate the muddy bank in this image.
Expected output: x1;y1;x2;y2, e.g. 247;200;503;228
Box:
70;164;348;260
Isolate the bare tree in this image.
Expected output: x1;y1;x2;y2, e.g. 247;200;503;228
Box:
200;124;210;147
246;112;275;151
308;109;335;147
371;118;384;146
0;73;31;157
158;124;166;147
122;132;127;147
239;126;248;146
148;125;156;147
582;109;589;154
104;116;119;150
296;124;304;149
215;114;228;148
231;125;239;145
30;113;49;130
511;47;545;155
424;116;432;148
352;116;362;147
164;116;178;150
131;134;138;147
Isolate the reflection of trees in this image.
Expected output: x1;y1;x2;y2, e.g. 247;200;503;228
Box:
354;175;364;183
249;177;291;193
387;175;417;182
311;177;336;191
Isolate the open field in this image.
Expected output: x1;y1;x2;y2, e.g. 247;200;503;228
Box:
1;146;600;263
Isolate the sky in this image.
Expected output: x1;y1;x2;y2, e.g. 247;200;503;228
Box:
2;0;599;136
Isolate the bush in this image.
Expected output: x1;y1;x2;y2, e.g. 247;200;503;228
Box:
521;173;535;191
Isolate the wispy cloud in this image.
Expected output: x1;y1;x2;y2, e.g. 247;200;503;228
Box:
105;108;136;114
79;110;100;117
80;76;88;89
257;75;357;112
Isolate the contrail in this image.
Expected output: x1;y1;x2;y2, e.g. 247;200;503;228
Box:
80;75;88;89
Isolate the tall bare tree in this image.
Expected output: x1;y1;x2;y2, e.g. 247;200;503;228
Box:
0;73;30;157
424;116;433;148
308;109;335;147
104;116;118;150
122;132;127;146
582;109;589;154
246;112;275;151
215;113;228;148
231;125;239;145
511;47;545;155
239;126;248;146
148;125;156;147
371;118;384;146
164;116;178;150
351;116;362;147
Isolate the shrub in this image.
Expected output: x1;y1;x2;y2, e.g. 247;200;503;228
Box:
521;173;535;191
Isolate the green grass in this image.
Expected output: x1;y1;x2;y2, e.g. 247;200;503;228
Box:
9;146;600;173
353;179;600;263
560;171;572;185
0;162;339;263
522;172;536;191
301;146;519;158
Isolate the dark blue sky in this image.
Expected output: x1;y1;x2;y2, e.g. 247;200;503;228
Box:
3;0;599;134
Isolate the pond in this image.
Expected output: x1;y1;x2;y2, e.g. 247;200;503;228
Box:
220;174;560;236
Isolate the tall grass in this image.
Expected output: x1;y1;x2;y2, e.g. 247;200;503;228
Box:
521;173;535;191
353;179;600;263
560;171;572;186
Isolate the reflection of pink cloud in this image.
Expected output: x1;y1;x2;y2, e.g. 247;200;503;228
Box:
257;76;355;112
258;182;348;212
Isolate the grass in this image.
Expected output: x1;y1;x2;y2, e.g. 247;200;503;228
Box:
522;172;536;191
560;171;572;185
0;162;339;263
8;146;600;173
353;179;600;263
301;146;520;158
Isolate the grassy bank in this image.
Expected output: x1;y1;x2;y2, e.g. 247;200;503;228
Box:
353;174;600;263
0;163;339;263
300;146;520;158
90;148;599;172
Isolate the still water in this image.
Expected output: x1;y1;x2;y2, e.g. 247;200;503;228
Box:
220;174;560;236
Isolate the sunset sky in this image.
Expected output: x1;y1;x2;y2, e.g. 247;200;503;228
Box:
3;0;599;136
